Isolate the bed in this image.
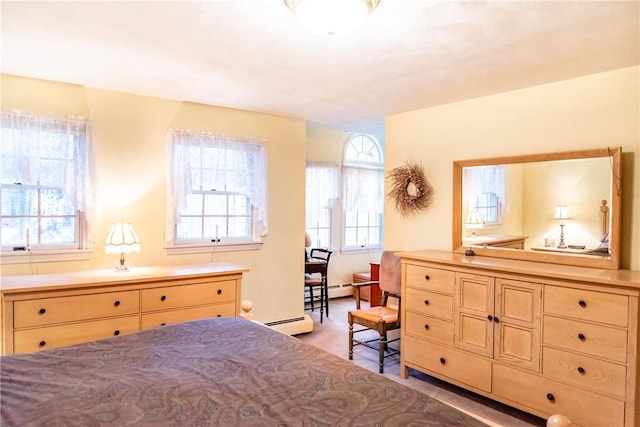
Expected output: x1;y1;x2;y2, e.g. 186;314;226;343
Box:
1;316;488;426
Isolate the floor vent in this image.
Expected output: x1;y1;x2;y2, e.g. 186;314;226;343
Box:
265;316;306;327
264;314;314;335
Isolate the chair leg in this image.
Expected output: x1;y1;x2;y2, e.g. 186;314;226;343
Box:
323;276;329;319
319;284;324;323
348;313;354;360
309;286;315;311
378;329;386;374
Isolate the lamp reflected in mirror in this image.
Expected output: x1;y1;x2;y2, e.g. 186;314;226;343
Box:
552;205;571;249
464;210;484;256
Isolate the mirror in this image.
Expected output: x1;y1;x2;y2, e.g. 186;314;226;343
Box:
453;147;621;270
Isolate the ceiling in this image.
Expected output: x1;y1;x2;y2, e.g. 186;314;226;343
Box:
1;1;638;135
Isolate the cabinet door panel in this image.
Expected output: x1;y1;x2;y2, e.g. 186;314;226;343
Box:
454;273;493;356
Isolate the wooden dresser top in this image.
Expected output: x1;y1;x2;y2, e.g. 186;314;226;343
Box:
396;249;640;289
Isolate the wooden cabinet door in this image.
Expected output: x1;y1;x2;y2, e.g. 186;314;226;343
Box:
493;278;541;371
454;273;494;357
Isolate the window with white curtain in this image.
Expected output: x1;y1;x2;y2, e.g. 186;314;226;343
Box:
342;134;384;250
167;129;267;247
463;165;506;225
305;163;339;248
0;110;93;252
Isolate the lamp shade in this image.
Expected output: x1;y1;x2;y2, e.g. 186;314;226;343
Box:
284;0;379;37
105;223;140;254
553;205;571;221
305;231;312;248
464;210;484;230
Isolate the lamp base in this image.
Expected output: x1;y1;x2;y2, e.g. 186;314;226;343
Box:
114;264;129;272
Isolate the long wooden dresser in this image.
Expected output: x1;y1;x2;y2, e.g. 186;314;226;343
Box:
1;262;248;355
397;250;640;427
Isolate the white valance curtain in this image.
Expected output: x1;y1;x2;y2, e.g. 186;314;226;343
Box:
305;163;340;218
342;166;384;213
0;109;96;223
167;129;268;241
463;165;506;214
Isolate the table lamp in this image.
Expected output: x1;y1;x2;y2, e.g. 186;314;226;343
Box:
553;205;571;249
105;222;140;272
464;210;484;256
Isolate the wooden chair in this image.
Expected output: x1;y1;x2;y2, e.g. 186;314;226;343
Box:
348;251;401;373
304;248;332;323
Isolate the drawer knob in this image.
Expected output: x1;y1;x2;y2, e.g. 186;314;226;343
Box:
439;357;446;365
424;299;430;305
39;340;46;348
38;308;46;315
161;323;166;326
546;393;555;402
424;324;430;330
578;333;586;341
217;289;222;295
114;300;120;307
577;367;585;374
578;300;587;308
160;295;167;301
217;314;222;317
424;275;430;281
113;330;120;336
493;316;499;323
487;315;493;321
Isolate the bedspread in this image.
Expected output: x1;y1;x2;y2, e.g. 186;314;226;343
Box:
1;317;487;426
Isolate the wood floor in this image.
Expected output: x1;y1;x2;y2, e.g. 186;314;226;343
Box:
296;296;547;427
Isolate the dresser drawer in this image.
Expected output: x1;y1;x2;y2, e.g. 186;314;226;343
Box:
543;347;626;398
405;311;453;345
14;290;140;328
140;302;236;329
493;364;624;427
13;315;139;354
405;264;454;294
543;316;627;363
404;335;491;392
545;286;628;327
405;287;453;320
141;280;236;312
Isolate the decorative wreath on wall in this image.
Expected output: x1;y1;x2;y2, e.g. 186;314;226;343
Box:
386;160;434;217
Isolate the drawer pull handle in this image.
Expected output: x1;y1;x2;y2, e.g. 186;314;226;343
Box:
578;300;587;308
217;289;222;295
424;299;430;305
38;308;46;315
217;314;222;317
493;316;499;323
578;333;586;341
114;300;120;307
424;275;430;281
113;330;120;336
439;357;446;365
546;393;555;402
424;324;430;330
160;295;167;301
577;367;585;374
39;340;46;348
487;315;493;321
161;323;166;326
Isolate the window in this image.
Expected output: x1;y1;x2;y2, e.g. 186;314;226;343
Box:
463;165;506;225
305;164;339;248
167;129;267;247
0;111;93;253
342;134;383;250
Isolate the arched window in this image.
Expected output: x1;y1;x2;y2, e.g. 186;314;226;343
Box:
342;134;384;250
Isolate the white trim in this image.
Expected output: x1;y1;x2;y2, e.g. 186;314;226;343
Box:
0;249;93;265
165;241;262;256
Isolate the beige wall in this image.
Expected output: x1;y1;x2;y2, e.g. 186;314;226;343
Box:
0;74;308;325
385;66;640;270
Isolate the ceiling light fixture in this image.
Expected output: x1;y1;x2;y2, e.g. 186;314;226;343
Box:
284;0;380;37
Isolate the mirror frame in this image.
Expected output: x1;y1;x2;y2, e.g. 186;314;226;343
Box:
452;147;622;270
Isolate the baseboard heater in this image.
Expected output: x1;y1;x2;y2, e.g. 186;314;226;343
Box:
264;314;313;335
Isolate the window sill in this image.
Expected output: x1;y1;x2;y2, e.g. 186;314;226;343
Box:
0;249;93;265
340;246;383;255
165;241;263;255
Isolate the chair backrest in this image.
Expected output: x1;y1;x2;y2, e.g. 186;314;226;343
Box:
309;248;332;263
378;251;401;295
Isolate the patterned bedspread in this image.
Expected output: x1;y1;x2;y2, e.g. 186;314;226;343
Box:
1;317;487;426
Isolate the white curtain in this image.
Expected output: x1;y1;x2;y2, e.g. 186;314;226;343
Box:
0;110;97;228
463;165;506;215
342;166;384;213
167;129;268;242
305;163;340;221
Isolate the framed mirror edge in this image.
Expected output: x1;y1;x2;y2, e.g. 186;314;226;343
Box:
452;146;622;270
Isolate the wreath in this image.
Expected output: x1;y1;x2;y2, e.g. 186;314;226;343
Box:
386;160;434;217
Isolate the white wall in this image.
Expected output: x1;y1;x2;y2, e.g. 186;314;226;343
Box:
385;66;640;270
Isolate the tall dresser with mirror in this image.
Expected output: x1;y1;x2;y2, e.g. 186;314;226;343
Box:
399;147;639;427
